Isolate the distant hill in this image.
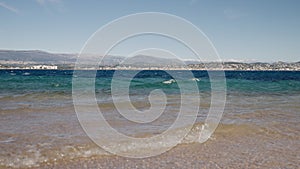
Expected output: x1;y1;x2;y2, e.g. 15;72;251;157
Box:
0;50;186;66
0;50;77;64
119;55;185;67
0;50;299;70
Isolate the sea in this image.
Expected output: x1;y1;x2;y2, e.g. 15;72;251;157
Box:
0;70;299;168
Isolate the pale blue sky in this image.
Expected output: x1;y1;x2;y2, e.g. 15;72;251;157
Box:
1;0;300;62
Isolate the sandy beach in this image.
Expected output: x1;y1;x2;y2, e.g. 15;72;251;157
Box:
31;123;299;169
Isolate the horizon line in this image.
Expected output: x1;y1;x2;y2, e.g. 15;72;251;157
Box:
0;49;299;63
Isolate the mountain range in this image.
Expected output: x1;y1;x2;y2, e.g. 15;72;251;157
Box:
0;50;185;66
0;50;299;68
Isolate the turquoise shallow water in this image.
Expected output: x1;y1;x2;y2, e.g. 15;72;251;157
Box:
0;70;299;168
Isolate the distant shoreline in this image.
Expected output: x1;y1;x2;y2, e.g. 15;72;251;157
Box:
1;68;299;71
1;62;300;71
1;50;300;71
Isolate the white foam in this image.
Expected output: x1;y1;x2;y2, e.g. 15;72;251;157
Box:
190;78;200;81
162;79;176;84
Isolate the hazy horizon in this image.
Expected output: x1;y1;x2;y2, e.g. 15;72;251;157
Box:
1;0;300;62
1;49;299;63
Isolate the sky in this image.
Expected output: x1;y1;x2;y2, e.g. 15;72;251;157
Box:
1;0;300;62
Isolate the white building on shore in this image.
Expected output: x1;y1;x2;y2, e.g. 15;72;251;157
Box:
30;65;58;70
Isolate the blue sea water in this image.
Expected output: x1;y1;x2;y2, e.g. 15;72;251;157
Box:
0;70;299;168
1;70;300;95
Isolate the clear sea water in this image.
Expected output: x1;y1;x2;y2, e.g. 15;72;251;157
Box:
0;70;299;168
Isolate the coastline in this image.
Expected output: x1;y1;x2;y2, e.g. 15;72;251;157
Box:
1;58;300;71
29;123;299;169
1;68;300;71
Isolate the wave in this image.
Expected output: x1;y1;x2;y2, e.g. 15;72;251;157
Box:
162;79;176;84
0;123;263;168
190;78;200;81
0;141;108;168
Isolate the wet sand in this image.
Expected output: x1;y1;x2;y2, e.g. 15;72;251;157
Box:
29;124;299;169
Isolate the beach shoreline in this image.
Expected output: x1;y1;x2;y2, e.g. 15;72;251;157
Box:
30;124;299;169
1;70;299;168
